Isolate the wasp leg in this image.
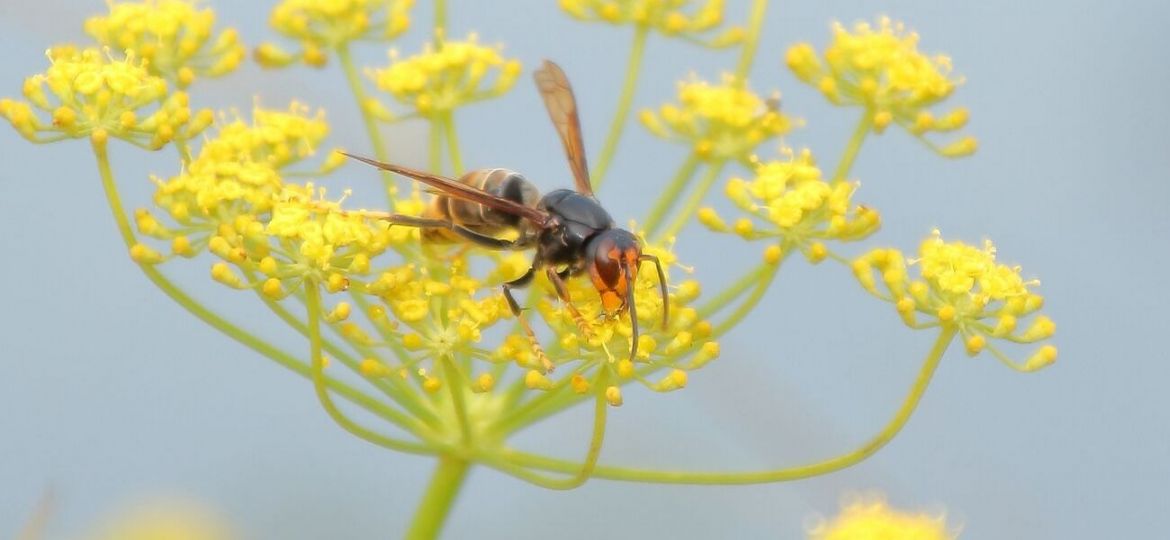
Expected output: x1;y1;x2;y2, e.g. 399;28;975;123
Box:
502;266;553;373
376;213;523;250
546;267;595;341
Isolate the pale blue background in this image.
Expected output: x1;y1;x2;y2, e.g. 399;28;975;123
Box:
1;1;1167;538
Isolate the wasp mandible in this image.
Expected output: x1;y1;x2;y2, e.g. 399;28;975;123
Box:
344;60;668;371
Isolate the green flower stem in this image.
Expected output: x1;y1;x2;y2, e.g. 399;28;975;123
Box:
697;262;771;318
499;325;958;484
429;116;443;174
732;0;768;86
243;269;442;429
642;153;700;235
306;282;436;454
655;159;727;242
494;375;577;434
442;111;465;175
90;140;430;450
481;372;609;489
434;0;447;36
833;109;874;182
336;44;395;201
440;354;474;446
712;257;784;337
592;25;650;190
406;455;470;540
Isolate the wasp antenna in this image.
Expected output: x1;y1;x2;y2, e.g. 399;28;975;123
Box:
625;262;639;363
640;254;669;330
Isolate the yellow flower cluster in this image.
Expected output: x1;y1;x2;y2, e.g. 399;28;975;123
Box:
0;46;211;147
135;102;338;261
256;0;415;68
520;236;718;398
370;36;522;118
809;496;956;540
853;230;1057;371
640;74;796;162
787;17;975;157
84;0;246;88
560;0;744;47
698;148;879;261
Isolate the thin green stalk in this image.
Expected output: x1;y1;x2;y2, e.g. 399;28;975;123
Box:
482;373;609;489
91;140;430;449
592;25;650;190
697;262;770;318
434;0;447;36
429;117;443;174
833;110;874;182
712;260;782;337
307;283;433;454
441;355;473;446
499;325;959;484
406;455;470;540
442;111;464;175
244;269;442;429
655;159;727;242
642;153;700;234
494;378;576;435
337;43;396;200
732;0;769;86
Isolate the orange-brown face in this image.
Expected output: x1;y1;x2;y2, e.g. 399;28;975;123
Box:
586;230;641;317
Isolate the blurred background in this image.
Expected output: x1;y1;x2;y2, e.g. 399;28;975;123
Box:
1;0;1167;538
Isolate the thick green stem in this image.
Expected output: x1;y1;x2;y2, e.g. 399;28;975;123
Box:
655;159;727;242
833;110;873;182
592;25;650;190
406;456;470;540
337;44;396;200
498;326;959;484
642;153;700;234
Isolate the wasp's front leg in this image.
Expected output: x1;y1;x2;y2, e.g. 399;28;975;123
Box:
545;267;596;342
502;265;553;373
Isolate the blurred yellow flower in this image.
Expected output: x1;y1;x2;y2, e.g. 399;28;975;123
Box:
560;0;744;47
0;46;211;147
787;17;975;157
640;74;796;162
370;35;522;118
84;0;246;87
700;148;879;259
257;0;415;67
89;499;236;540
809;495;957;540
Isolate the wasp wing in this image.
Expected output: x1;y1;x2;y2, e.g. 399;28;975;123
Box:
342;153;552;227
534;60;593;197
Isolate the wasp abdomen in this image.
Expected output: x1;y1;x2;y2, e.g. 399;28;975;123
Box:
422;168;540;243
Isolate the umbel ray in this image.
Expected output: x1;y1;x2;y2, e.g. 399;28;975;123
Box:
344;60;668;372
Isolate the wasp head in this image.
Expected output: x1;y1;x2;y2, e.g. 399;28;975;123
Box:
584;229;642;317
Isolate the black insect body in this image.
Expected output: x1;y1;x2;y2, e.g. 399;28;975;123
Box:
344;60;667;371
